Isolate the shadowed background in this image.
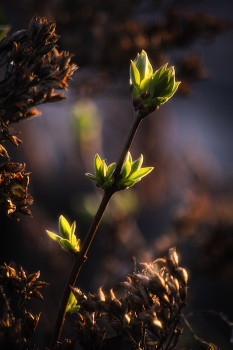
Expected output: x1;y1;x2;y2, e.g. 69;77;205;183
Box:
1;0;233;348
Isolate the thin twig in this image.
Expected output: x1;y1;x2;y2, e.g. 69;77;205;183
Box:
186;309;233;328
113;110;144;182
51;108;148;348
141;323;146;350
126;329;142;350
0;285;14;321
51;189;113;347
182;313;217;349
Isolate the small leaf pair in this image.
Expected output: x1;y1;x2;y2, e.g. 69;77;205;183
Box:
116;152;153;190
46;215;80;255
130;50;180;116
85;154;116;190
65;292;80;318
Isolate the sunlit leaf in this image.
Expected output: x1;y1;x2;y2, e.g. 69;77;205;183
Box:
85;173;97;181
130;60;140;88
140;77;151;93
121;161;131;179
94;154;102;174
123;179;136;188
130;155;143;174
106;163;116;180
99;160;107;182
60;239;74;251
59;215;71;240
128;167;154;181
152;63;168;83
46;230;61;242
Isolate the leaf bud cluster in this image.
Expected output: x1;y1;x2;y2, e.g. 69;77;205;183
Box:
85;152;153;191
130;50;180;117
85;154;116;190
116;152;153;190
46;215;80;255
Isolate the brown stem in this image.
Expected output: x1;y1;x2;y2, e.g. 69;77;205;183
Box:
51;189;113;348
51;109;145;348
113;110;144;181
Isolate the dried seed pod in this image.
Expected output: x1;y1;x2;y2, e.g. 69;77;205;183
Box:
120;281;137;294
98;287;105;302
168;247;179;270
148;272;167;293
176;267;188;285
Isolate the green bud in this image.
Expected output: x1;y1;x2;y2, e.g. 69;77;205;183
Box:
85;154;116;190
94;154;102;173
130;51;180;116
65;292;80;318
116;152;153;190
134;50;153;81
46;216;80;256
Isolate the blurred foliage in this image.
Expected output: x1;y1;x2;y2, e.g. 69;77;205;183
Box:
1;0;231;95
0;0;232;349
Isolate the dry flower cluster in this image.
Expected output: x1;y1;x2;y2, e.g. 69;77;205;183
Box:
71;248;187;350
0;15;77;219
0;264;48;349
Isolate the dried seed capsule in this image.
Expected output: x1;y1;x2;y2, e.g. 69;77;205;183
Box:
176;267;188;285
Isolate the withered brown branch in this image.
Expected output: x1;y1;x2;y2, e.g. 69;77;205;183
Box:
0;15;78;219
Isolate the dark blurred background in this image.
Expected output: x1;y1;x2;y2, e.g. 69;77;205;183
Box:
1;0;233;348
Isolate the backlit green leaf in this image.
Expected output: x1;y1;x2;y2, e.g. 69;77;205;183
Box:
85;173;97;181
164;81;180;99
67;305;80;314
153;74;170;97
131;85;140;98
128;167;154;181
128;153;133;165
59;216;71;240
151;97;168;106
106;163;116;180
94;154;102;174
130;60;140;88
130;155;143;174
135;50;148;81
123;179;136;188
68;292;77;308
46;230;61;242
99;160;107;182
121;161;131;179
152;63;168;83
60;239;74;251
140;77;151;93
